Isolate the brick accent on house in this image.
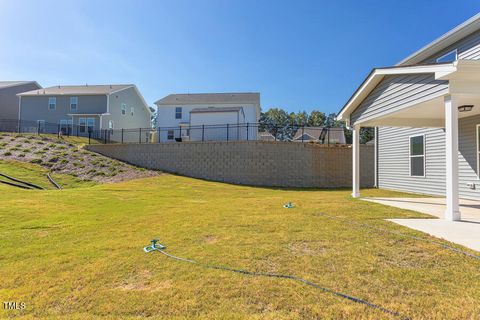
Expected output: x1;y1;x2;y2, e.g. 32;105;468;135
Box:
86;141;374;188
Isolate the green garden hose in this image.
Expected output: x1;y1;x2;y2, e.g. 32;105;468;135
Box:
143;239;407;319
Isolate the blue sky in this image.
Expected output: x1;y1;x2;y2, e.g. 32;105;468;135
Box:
0;1;479;115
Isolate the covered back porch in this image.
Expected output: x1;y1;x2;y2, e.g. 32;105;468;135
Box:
339;60;480;221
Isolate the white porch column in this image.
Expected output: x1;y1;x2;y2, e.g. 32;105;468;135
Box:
352;125;360;198
444;95;461;221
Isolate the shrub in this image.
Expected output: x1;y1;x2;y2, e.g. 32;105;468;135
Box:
30;158;42;164
0;142;7;147
35;141;45;145
22;148;32;153
34;150;46;155
87;168;97;174
60;159;68;164
14;143;23;148
57;145;67;150
18;153;26;158
48;156;59;163
3;151;12;156
10;147;20;151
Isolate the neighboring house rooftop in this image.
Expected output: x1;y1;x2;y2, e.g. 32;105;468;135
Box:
155;92;260;106
18;84;133;96
0;81;40;90
190;106;243;113
292;126;346;143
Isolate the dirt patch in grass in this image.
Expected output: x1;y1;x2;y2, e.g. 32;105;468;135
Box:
116;270;173;291
0;133;158;184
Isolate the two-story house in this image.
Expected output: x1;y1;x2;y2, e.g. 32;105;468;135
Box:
155;92;260;142
18;84;152;140
0;81;41;127
337;13;480;221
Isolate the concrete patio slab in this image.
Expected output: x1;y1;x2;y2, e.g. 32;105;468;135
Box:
363;197;480;252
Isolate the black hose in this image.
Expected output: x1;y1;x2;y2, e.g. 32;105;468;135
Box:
47;173;62;190
315;213;480;260
0;179;33;189
154;249;408;319
0;173;44;190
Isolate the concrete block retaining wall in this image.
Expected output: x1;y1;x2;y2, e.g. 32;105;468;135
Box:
86;141;374;188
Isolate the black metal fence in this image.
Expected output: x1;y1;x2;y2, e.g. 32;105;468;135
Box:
0;119;348;145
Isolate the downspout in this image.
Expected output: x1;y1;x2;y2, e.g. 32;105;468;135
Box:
374;126;378;188
17;96;22;131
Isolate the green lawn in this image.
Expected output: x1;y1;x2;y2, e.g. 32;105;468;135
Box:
0;160;96;189
0;175;479;319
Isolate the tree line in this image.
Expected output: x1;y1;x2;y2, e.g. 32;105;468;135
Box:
259;108;374;144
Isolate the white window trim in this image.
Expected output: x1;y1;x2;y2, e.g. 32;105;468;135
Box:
175;107;182;119
436;49;458;63
70;97;78;110
48;97;56;110
108;120;114;129
409;134;426;178
121;103;127;116
130;107;134;116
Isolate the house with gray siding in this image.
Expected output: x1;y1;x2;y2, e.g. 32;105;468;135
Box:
0;81;41;125
337;13;480;221
17;84;151;141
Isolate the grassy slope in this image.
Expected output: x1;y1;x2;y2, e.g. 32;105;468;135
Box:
0;160;95;189
0;176;479;319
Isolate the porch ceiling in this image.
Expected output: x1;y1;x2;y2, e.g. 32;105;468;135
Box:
357;94;480;128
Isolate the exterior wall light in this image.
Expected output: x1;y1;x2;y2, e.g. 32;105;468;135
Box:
458;105;474;112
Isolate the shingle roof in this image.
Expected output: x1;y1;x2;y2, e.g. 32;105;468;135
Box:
292;127;346;143
155;92;260;106
190;106;243;113
0;81;38;89
18;84;132;96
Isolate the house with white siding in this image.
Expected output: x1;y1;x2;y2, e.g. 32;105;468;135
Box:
155;92;260;142
337;13;480;221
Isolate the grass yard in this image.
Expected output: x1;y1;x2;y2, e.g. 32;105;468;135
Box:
0;174;479;319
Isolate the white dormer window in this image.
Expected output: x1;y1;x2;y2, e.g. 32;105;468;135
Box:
436;49;457;63
48;97;56;110
121;103;126;115
70;97;78;110
130;107;134;116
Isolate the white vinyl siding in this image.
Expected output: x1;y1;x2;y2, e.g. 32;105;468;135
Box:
130;107;134;116
48;97;56;110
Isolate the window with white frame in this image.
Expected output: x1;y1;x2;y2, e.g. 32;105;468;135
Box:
79;118;86;133
121;103;127;115
410;135;425;177
175;107;182;119
167;130;174;140
436;49;457;63
70;97;78;110
130;107;134;116
86;118;95;132
48;97;56;110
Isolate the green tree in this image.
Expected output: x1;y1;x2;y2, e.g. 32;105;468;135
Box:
307;110;325;126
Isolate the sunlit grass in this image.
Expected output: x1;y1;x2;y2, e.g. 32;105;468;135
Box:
0;175;478;319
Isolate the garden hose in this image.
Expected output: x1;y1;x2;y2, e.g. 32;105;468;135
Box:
315;213;480;260
143;239;408;319
0;172;44;190
47;173;62;190
0;179;33;189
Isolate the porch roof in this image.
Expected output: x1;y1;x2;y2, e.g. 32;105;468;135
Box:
337;60;480;127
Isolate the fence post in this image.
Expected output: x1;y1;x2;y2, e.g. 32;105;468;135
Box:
246;122;249;141
37;121;40;135
327;127;330;146
202;125;205;141
157;127;160;143
88;130;91;144
121;128;124;144
226;123;229;141
104;129;107;144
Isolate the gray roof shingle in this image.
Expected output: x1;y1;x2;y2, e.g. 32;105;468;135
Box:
18;84;132;96
190;106;243;113
155;92;260;106
0;81;38;89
